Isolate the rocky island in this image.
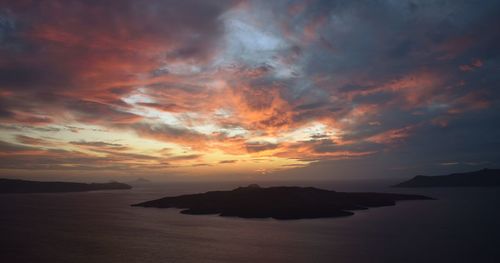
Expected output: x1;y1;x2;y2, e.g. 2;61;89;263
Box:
132;185;433;220
0;178;132;193
394;168;500;188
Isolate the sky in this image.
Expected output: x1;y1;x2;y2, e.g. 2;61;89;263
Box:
0;0;499;181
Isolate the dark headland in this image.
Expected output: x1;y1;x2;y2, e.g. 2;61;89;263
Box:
394;168;500;188
0;178;132;194
132;185;433;220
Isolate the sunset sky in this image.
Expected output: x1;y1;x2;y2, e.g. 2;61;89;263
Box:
0;0;499;181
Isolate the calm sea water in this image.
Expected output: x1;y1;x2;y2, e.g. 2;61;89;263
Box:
1;180;499;263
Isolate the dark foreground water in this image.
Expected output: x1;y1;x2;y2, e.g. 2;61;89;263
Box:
1;180;500;263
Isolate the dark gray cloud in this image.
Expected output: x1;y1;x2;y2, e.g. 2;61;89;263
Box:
245;142;278;153
70;141;123;148
132;123;208;146
0;140;33;152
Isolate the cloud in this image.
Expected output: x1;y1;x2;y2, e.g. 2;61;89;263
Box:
219;159;237;164
69;140;128;150
65;100;143;125
1;0;499;178
0;140;34;153
245;142;279;153
132;123;208;146
16;135;56;146
0;0;238;125
166;154;202;161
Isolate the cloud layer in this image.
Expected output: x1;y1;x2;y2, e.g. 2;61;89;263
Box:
1;0;499;179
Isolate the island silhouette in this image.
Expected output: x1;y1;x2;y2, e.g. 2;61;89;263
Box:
132;185;433;220
0;178;132;193
394;168;500;187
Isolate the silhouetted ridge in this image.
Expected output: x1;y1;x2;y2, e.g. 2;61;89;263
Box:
0;178;132;193
132;185;433;220
394;168;500;188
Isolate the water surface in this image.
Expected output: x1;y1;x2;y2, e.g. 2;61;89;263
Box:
1;180;499;262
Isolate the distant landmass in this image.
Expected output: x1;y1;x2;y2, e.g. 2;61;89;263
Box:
132;185;433;220
0;178;132;194
394;168;500;188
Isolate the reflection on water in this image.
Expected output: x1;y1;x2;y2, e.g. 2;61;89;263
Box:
1;180;499;263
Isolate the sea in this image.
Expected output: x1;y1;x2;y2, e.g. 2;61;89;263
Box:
1;179;499;263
